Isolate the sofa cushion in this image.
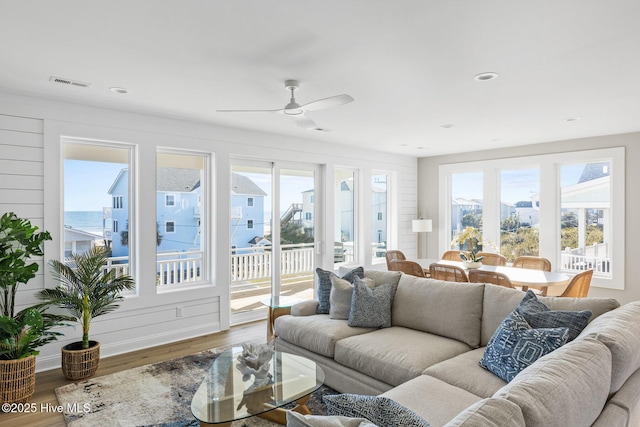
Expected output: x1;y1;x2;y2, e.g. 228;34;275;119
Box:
443;397;526;427
516;290;591;341
348;278;397;328
578;301;640;394
494;337;611;427
480;310;569;382
392;275;484;348
481;284;619;346
274;314;374;358
334;327;472;387
330;276;375;320
424;347;507;398
324;394;431;427
286;412;379;427
381;375;483;427
317;267;364;314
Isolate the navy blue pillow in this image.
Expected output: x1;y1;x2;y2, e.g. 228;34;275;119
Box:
316;267;364;314
516;290;592;341
480;310;569;382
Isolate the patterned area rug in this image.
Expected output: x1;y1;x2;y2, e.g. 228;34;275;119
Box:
55;346;335;426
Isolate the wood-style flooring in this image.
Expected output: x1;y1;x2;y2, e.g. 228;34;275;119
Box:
1;320;266;427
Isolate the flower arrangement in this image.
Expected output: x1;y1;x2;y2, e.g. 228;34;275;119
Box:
451;226;485;263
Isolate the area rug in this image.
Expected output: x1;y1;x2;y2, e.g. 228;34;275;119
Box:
55;346;335;427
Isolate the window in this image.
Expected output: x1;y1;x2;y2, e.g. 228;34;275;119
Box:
157;150;209;286
63;141;134;282
113;195;123;209
371;171;389;262
440;147;624;290
247;219;254;229
335;168;356;265
500;168;540;262
247;197;254;207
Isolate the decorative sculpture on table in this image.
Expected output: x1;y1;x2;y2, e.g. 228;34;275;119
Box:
236;340;276;413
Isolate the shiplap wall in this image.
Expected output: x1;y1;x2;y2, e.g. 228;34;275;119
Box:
0;114;46;312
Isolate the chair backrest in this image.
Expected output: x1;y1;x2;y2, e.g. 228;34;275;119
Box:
429;263;469;282
441;250;461;261
560;269;593;298
468;269;514;288
386;250;406;270
391;260;426;277
477;252;507;266
512;256;552;272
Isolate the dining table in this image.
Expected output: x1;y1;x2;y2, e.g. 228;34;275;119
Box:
416;258;571;292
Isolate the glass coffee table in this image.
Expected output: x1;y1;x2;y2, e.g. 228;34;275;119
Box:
191;345;325;426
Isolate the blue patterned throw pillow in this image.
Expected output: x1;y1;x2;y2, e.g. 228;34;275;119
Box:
480;310;569;382
323;394;431;427
348;277;397;328
316;267;364;314
516;290;592;341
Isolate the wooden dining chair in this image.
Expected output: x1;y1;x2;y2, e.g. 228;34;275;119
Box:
512;256;552;295
441;250;461;261
468;269;515;289
512;256;552;272
429;263;469;282
477;252;507;266
560;269;593;298
391;260;427;278
386;250;406;270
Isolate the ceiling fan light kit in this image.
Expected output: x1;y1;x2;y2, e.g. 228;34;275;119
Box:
217;79;353;130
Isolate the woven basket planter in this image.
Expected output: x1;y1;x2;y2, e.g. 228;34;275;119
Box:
0;355;36;404
62;341;100;381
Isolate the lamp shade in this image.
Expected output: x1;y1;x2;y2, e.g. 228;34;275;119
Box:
412;219;432;233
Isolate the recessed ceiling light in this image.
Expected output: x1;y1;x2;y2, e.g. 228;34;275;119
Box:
474;72;499;81
110;87;129;94
565;117;581;122
440;124;455;129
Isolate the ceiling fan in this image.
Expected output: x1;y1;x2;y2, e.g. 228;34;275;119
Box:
217;80;354;130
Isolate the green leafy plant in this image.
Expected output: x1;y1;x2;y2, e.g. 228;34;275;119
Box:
39;247;135;350
0;212;68;359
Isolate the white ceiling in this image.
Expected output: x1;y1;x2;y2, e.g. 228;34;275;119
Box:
1;1;639;157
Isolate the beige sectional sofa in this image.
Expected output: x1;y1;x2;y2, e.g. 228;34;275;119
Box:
274;270;640;426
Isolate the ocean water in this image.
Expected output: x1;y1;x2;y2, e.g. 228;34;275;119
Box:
64;211;104;235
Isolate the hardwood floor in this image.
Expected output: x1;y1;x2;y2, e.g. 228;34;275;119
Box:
1;320;266;427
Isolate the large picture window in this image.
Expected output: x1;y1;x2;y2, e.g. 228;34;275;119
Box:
440;147;624;290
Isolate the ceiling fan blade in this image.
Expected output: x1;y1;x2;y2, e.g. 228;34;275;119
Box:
301;94;354;111
216;108;283;113
291;113;318;130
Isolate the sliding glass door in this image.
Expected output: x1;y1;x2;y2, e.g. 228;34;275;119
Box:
230;160;318;323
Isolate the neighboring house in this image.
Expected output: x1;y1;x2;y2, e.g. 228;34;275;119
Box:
64;226;100;257
230;173;267;251
108;167;202;257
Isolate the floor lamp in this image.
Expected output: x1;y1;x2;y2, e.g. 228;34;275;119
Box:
412;218;432;258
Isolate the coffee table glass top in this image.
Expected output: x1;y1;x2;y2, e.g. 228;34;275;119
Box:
191;345;325;424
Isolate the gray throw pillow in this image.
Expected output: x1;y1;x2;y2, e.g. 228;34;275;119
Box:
323;394;431;427
480;310;569;382
316;267;364;314
516;290;592;341
330;276;375;320
348;277;397;328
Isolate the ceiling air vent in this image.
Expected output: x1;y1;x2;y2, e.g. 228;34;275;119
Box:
49;76;92;88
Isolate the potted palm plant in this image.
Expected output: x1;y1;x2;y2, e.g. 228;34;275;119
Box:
39;247;135;380
0;212;68;404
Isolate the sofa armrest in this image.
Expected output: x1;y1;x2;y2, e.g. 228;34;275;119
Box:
291;300;319;316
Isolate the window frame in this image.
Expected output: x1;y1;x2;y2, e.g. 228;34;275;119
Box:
439;147;625;290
